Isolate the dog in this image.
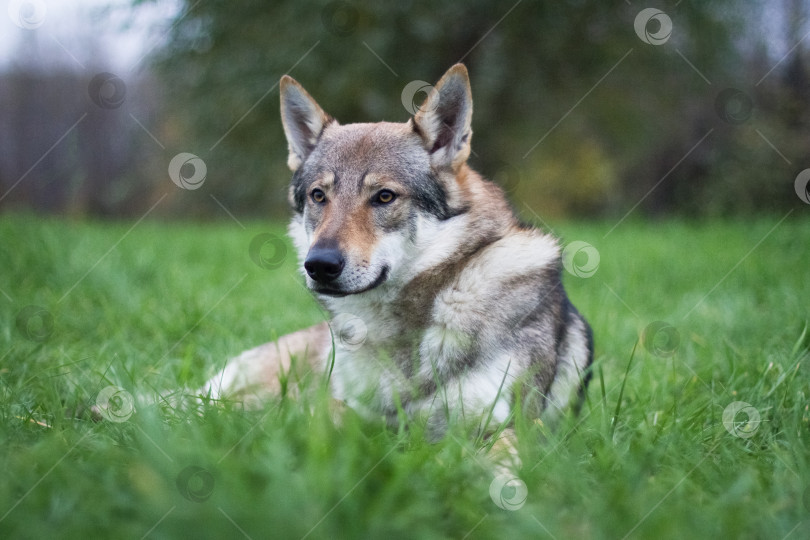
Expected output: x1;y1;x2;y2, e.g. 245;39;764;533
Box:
202;64;593;467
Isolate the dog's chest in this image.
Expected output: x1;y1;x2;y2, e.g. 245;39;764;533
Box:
326;280;487;419
323;229;561;421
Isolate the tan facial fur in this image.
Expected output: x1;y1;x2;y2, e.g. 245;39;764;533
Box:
296;153;415;296
307;175;375;264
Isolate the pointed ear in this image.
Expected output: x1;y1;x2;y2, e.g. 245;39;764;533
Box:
280;75;333;171
412;64;473;171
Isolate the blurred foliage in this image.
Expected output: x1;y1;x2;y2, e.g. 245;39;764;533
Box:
140;0;808;219
1;0;807;218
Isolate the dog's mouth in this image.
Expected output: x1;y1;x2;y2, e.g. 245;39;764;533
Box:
312;266;389;298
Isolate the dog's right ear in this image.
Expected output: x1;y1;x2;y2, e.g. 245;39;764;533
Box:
280;76;332;171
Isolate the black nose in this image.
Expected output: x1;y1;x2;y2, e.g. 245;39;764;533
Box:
304;247;345;283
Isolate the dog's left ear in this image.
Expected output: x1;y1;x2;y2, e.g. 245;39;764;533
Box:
412;64;473;171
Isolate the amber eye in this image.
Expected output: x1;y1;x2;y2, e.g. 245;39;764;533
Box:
311;189;326;204
374;189;396;205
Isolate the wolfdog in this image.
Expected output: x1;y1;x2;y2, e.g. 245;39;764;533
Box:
203;64;593;465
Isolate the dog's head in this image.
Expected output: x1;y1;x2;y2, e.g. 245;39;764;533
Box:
280;64;474;297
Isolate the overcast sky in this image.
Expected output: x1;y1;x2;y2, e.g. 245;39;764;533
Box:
1;0;180;71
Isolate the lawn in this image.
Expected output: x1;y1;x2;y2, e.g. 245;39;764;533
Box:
0;213;808;539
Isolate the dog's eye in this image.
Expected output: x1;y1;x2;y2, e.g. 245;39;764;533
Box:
311;189;326;204
374;190;396;205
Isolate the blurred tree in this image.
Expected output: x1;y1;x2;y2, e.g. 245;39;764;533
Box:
142;0;780;219
4;0;798;219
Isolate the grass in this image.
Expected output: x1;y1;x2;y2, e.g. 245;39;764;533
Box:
0;213;808;539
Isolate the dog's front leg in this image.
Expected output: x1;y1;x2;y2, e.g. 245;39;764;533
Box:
200;322;332;408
